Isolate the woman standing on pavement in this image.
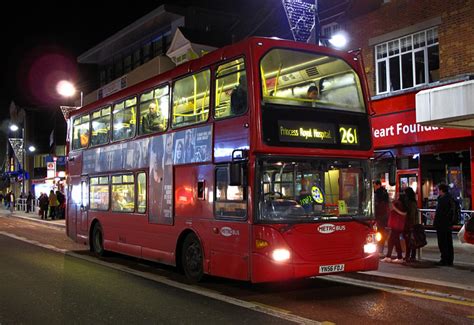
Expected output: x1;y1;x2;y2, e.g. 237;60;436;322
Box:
382;193;407;263
403;187;418;262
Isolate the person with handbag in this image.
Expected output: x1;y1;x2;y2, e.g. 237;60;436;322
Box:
403;187;418;262
382;194;407;263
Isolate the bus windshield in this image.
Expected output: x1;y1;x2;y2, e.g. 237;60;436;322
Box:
260;49;366;113
257;158;371;222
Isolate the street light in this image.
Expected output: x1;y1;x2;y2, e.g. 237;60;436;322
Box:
57;80;83;107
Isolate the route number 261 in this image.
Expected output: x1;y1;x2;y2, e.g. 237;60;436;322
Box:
339;126;358;145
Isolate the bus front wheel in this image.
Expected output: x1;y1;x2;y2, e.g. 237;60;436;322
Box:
181;233;203;282
91;223;106;256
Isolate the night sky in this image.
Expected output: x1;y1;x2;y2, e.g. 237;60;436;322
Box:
0;1;283;116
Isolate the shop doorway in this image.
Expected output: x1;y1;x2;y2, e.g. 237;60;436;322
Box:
396;169;421;207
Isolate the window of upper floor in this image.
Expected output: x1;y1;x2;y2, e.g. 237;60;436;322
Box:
214;57;247;119
90;106;111;147
112;97;137;142
375;27;439;95
139;85;169;135
172;69;210;128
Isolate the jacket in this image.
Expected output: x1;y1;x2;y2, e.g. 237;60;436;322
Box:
374;187;389;227
434;193;453;229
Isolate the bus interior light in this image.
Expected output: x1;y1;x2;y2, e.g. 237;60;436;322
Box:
272;248;290;262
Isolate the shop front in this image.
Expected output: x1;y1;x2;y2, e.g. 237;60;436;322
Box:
371;92;474;228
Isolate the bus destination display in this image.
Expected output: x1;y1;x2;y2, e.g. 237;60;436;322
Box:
278;121;359;145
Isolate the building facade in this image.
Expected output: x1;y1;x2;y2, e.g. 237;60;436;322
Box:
325;0;474;226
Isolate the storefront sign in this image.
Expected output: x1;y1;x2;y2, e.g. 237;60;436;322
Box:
371;110;472;148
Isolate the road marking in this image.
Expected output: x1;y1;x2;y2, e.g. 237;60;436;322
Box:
0;231;66;254
324;275;474;307
0;231;321;325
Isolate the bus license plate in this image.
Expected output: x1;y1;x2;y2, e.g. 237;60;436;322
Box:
319;264;345;274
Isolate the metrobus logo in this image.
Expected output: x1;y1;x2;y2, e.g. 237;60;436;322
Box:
317;224;346;234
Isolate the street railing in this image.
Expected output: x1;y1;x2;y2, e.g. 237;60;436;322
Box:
419;208;473;227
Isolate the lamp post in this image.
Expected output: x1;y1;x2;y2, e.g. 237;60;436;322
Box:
57;80;83;107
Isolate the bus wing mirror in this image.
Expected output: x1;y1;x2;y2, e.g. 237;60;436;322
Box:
389;163;396;187
228;163;242;186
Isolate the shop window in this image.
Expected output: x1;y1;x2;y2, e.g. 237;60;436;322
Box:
111;174;135;212
375;27;439;94
137;172;146;213
112;97;137;141
90;106;111;146
215;167;246;219
214;57;247;119
72;114;90;150
90;176;109;210
139;85;169;135
172;69;210;128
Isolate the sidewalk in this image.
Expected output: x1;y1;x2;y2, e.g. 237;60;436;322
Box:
2;207;474;297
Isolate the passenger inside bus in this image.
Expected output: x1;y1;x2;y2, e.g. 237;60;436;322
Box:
113;192;129;211
141;102;164;134
80;129;89;148
306;85;319;100
230;76;247;115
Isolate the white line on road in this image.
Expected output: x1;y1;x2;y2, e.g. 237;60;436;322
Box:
0;231;321;325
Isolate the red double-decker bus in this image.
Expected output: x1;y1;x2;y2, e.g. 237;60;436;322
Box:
66;37;378;283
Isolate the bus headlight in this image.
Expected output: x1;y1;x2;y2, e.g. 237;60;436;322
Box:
272;249;290;262
364;243;377;254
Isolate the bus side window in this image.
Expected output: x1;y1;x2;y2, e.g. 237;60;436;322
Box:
214;57;247;119
72;115;90;150
214;166;247;219
137;172;147;213
172;70;210;128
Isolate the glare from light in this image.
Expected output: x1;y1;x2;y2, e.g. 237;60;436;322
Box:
364;243;377;254
272;248;290;262
375;232;383;242
57;80;76;97
28;145;36;152
329;33;348;48
10;124;19;132
412;153;420;159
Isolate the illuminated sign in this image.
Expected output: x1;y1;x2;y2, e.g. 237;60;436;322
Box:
278;121;336;144
339;125;359;145
278;121;360;146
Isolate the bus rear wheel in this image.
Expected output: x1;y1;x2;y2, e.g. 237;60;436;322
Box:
181;233;203;282
91;223;106;256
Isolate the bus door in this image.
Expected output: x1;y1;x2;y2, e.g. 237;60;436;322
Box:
78;177;89;235
396;169;420;203
67;177;79;240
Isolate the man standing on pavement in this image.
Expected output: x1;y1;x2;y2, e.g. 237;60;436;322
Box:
434;183;454;266
374;179;389;256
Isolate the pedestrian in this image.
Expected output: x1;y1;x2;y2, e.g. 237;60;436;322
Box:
26;191;34;213
48;190;59;220
382;194;407;263
373;179;389;256
39;193;49;220
433;183;454;266
8;191;15;212
403;187;418;262
56;190;65;219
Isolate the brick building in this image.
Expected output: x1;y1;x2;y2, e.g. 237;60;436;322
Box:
323;0;474;225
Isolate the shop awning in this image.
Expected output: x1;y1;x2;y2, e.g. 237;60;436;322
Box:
416;79;474;129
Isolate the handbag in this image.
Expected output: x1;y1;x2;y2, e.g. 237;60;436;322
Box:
411;224;427;248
